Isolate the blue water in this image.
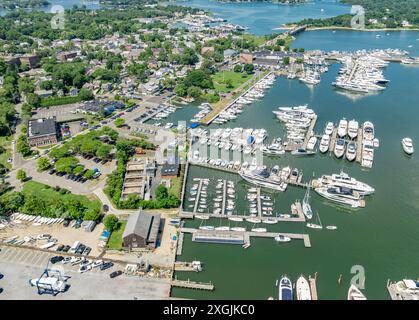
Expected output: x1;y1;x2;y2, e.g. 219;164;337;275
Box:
0;0;101;16
177;0;351;35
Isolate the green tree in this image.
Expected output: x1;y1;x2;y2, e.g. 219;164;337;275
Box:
55;156;78;173
16;169;26;181
83;207;101;222
283;57;290;65
103;214;119;231
37;157;51;171
83;169;95;179
187;86;202;99
114;118;125;128
96;144;112;159
72;165;85;175
233;64;243;73
244;64;254;74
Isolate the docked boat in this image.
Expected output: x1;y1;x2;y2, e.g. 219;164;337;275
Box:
334;139;346;158
239;168;286;192
326;225;337;230
260;138;285;155
291;148;316;156
324;122;334;135
319;134;330;153
251;228;267;233
278;276;293;300
315;186;363;208
199;226;215;231
302;186;313;220
231;227;246;232
215;226;230;231
296;275;312;300
346;142;357;161
195;215;210;220
347;284;367;300
306;136;318;151
316;171;375;195
348;119;359;139
306;223;323;229
246;218;262;224
228;217;244;222
263;218;278;225
402;137;414;155
337;119;348;138
363;121;374;140
275;235;291;242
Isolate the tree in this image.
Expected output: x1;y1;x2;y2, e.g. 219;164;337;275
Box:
156;184;169;200
72;165;85;175
174;84;187;97
83;207;101;222
225;79;234;89
26;93;41;108
103;214;119;231
55;157;78;173
16;169;26;182
244;64;254;74
233;64;243;73
283;57;290;65
83;169;95;179
37;157;51;171
114;118;125;128
78;88;94;101
187;86;202;99
96;144;112;159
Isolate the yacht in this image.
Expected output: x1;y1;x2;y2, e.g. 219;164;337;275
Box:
260;138;285;155
251;227;267;233
239;167;286;192
324;122;334;135
246;218;262;224
306;222;323;229
302;186;313;220
316;171;375;195
346;142;357;161
199;226;215;231
363;121;375;140
337;119;348;138
275;235;291;242
315;186;363;208
334;139;346;158
306;136;318;151
278;276;293;300
231;227;246;232
319;134;330;153
347;284;367;300
348;119;359;139
402;137;414;155
296;275;312;300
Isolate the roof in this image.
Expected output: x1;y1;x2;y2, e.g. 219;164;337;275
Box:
161;163;179;176
28;118;57;138
122;211;161;243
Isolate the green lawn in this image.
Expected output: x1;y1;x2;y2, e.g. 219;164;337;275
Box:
212;71;252;93
0;136;12;170
239;34;267;47
168;164;185;198
107;220;127;250
22;181;101;212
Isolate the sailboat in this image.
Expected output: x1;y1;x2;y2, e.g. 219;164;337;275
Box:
306;208;323;230
347;284;367;300
302;185;313;220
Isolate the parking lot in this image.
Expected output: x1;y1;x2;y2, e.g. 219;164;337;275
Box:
0;246;171;299
33;104;83;122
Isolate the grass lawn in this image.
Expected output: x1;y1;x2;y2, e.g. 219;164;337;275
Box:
239;34;267;47
21;181;101;212
0;136;12;170
212;71;252;93
107;220;127;250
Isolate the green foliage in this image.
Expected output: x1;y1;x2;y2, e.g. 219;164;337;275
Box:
103;214;119;232
55;156;78;173
16;169;26;181
17;134;32;157
37;157;51;171
244;63;254;74
114;118;125;128
233;64;243;73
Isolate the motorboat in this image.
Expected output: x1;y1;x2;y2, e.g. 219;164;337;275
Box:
306;136;318;151
251;228;267;233
347;284;367;300
275;235;291;242
246;218;262;224
278;276;293;300
319;134;330;153
296;275;312;300
346;142;357;161
315;186;363;208
291;148;316;156
334;139;346;158
363;121;374;140
348;119;359;139
231;227;246;232
402;137;414;155
324;122;334;135
337;119;348;138
199;226;215;231
316;171;375;195
302;186;313;220
306;223;323;229
326;225;337;230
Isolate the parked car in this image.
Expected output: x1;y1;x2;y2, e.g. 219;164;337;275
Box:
82;247;91;256
76;244;86;254
109;270;122;279
63;219;71;227
100;262;114;271
50;256;64;264
103;204;109;212
0;273;4;280
62;245;71;252
56;245;64;252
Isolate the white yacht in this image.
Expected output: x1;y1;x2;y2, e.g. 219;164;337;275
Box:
347;284;367;300
337;119;348;138
296;275;312;300
334;139;346;158
315;186;363;208
325;122;334;135
260;138;285;155
346;142;357;161
275;235;291;242
363;121;374;140
319;134;330;153
348;119;359;139
402;137;414;155
302;186;313;220
316;171;375;195
306;136;318;151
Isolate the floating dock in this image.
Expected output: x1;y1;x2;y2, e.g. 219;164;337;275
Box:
309;275;318;300
171;279;214;291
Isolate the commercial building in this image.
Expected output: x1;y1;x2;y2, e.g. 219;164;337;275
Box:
122;211;161;250
27;117;59;147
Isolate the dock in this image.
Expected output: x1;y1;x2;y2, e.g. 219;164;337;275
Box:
171;278;214;291
193;179;204;213
176;231;184;256
329;127;338;151
221;180;227;215
302;115;318;150
309;274;318;300
355;128;363;163
180;227;311;248
257;188;262;217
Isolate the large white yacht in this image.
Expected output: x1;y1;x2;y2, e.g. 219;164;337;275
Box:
319;134;330;153
348;119;359;139
363;121;375;140
334;139;346;158
402;137;414;155
296;275;312;300
337;119;348;138
315;186;364;208
316;171;375;195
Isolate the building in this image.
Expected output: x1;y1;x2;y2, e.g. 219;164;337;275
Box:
121;157;156;200
122;211;161;250
57;51;78;62
201;46;215;55
19;55;41;69
27;118;59;147
240;53;254;64
161;163;180;179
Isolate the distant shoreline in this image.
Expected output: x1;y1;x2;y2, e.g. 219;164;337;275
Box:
305;26;419;32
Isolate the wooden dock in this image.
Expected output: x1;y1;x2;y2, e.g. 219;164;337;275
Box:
193;179;204;213
355;127;363;163
302;115;318;149
257;188;262;217
171;279;214;291
176;231;184;256
221;180;227;215
329;127;338;151
309;275;318;300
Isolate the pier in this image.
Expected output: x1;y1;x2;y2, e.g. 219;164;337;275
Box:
355;128;363;163
176;231;184;255
221;180;227;215
193;179;204;213
257;188;262;217
180;227;311;248
171;278;214;291
309;274;318;300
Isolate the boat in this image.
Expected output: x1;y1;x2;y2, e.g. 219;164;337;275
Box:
251;227;267;233
263;218;278;225
291;148;316;156
199;226;215;231
275;235;291;242
278;276;293;300
315;186;363;208
316;171;375;195
402;137;414;155
306;136;318;151
348;119;359;139
325;122;334;135
231;227;246;232
215;226;230;231
334;139;346;158
346;142;357;161
326;225;337;230
195;215;210;220
337;119;348;138
306;223;323;229
319;134;330;153
246;218;262;224
347;284;367;300
363;121;375;140
302;185;313;220
296;275;312;300
228;217;243;222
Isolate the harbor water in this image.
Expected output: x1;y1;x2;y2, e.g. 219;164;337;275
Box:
173;30;419;299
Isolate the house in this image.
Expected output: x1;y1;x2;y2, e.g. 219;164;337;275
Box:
240;53;254;64
121;157;156;200
34;89;53;98
122;211;161;250
201;46;215;55
69;87;79;96
27;117;59;147
224;49;237;59
57;51;78;62
161;163;180;179
19;55;41;69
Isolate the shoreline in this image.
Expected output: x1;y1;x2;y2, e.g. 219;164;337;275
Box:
305;26;419;32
